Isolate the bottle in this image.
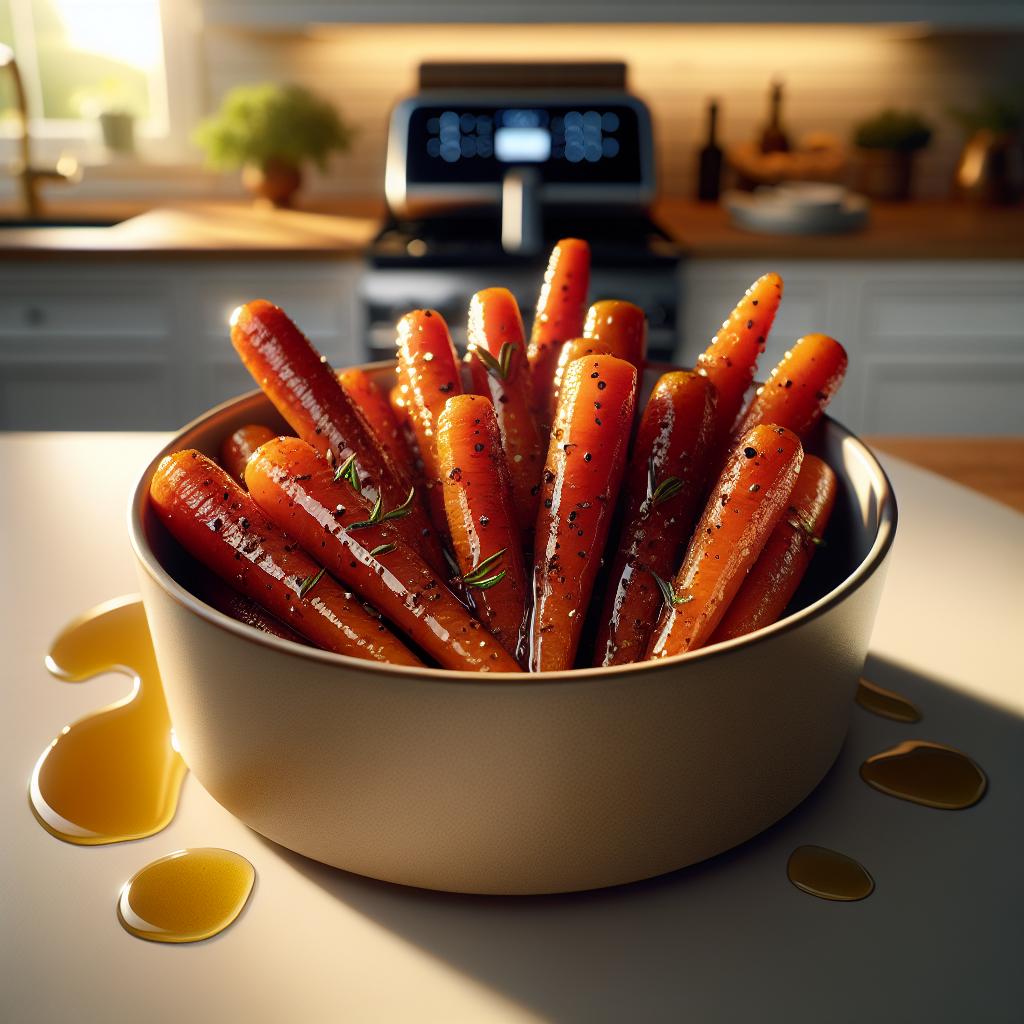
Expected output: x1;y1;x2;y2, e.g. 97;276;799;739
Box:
696;99;723;202
759;80;791;154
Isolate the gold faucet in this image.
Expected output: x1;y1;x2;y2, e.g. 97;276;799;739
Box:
0;44;81;219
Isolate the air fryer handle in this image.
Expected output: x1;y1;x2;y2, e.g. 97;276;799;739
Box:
501;167;542;256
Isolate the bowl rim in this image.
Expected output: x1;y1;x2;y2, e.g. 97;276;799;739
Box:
128;374;898;686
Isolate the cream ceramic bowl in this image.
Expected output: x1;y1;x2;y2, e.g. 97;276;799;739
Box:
130;364;896;896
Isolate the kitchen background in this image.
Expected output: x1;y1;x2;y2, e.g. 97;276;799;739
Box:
1;1;1023;439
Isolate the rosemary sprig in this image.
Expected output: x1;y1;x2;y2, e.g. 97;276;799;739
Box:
348;494;383;531
643;456;683;513
471;341;516;382
788;508;826;547
457;547;508;590
333;452;361;491
297;567;326;599
381;486;415;522
368;543;396;558
650;569;694;609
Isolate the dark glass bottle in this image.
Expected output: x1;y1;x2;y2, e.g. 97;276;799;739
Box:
697;99;723;202
759;80;791;154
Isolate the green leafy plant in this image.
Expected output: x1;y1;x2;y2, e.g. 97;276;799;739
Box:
853;109;932;152
193;83;353;171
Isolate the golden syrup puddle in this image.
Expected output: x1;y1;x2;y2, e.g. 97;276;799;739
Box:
860;740;987;810
117;848;255;943
787;845;875;901
30;596;187;844
855;678;922;723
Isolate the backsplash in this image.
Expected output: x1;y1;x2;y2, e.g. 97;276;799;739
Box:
201;23;1023;201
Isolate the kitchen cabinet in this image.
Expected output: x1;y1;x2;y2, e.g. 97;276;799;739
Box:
0;261;362;430
680;260;1024;436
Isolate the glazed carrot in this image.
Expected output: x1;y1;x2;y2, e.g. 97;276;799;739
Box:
531;354;638;672
466;288;544;538
527;238;590;414
197;570;309;646
230;301;444;573
646;424;803;659
696;272;783;453
149;450;422;666
710;455;836;643
245;436;521;673
582;300;647;369
436;394;529;660
549;337;614;422
593;371;717;667
338;367;420;480
734;333;848;440
219;424;276;485
395;309;463;543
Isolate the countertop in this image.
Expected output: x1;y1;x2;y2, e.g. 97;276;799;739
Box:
2;433;1022;1023
2;197;1023;261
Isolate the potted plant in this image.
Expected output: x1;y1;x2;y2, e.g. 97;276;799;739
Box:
72;78;138;155
950;93;1023;205
194;83;353;207
852;109;932;202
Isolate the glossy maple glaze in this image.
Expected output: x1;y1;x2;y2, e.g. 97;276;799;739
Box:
648;424;804;657
531;354;637;672
436;394;529;662
149;450;421;665
218;423;276;484
594;371;717;667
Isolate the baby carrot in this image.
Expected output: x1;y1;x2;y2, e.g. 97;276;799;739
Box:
734;333;849;440
230;300;444;573
466;288;544;538
219;424;276;484
582;300;647;370
646;424;804;659
395;309;463;543
149;450;422;666
549;338;614;422
245;437;521;674
338;367;420;481
696;272;783;452
710;454;837;643
531;354;638;672
197;570;309;646
436;394;529;661
593;371;717;667
527;238;590;411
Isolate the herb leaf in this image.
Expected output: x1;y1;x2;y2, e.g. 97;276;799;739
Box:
368;543;397;558
788;507;826;546
381;486;416;522
457;547;508;590
334;452;361;491
643;456;683;512
650;569;694;608
298;567;326;599
471;342;516;382
348;494;383;531
466;569;506;590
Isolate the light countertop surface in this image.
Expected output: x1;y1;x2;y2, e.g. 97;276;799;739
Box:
2;434;1022;1023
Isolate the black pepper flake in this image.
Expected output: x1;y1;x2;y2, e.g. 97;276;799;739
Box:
530;484;541;496
439;382;454;393
474;443;484;452
749;483;761;493
591;372;599;379
211;518;222;532
568;511;578;523
752;299;759;306
584;452;592;462
783;380;793;389
424;310;432;317
222;491;229;500
597;381;606;390
743;446;757;459
240;517;250;530
595;417;602;425
479;515;490;527
202;478;211;486
577;550;586;558
746;319;754;329
544;498;552;509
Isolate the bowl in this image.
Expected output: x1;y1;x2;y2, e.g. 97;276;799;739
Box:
129;363;897;895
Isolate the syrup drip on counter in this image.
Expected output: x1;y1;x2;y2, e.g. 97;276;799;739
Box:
860;740;987;809
117;848;255;943
30;596;187;844
855;678;922;723
787;845;875;901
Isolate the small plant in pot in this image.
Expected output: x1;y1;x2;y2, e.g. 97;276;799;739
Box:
852;109;932;202
194;83;353;207
949;93;1023;205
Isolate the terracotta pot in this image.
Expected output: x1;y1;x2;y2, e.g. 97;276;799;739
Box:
241;159;302;208
855;148;916;202
129;362;897;896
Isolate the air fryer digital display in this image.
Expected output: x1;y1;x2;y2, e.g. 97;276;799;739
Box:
406;104;645;185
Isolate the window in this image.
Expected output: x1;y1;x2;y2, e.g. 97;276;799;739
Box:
0;0;173;149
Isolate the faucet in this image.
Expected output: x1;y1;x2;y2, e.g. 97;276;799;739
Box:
0;44;81;219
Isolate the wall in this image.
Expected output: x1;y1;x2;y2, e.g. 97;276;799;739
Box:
200;23;1024;201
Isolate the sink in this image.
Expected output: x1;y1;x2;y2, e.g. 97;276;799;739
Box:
0;217;123;228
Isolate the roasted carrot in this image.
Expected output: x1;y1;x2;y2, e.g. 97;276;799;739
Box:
466;288;544;538
531;354;638;672
149;450;422;666
230;300;445;573
338;367;420;481
696;272;783;453
527;238;590;413
710;454;836;643
245;436;521;673
436;394;529;661
593;371;717;667
734;333;849;440
549;338;614;422
219;424;276;484
646;424;803;659
197;570;309;645
582;300;647;369
395;309;463;543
